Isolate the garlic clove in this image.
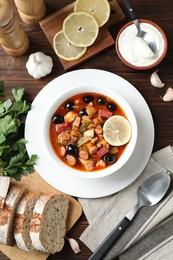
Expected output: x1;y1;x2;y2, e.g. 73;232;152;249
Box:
66;237;81;254
161;87;173;102
150;70;165;88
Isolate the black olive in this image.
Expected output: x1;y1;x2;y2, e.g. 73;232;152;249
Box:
52;114;64;124
107;102;117;112
83;95;94;103
66;144;78;156
79;108;88;117
97;96;106;105
65;101;74;111
103;153;116;164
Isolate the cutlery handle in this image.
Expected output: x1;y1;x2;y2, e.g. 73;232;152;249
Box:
124;0;137;20
88;217;130;260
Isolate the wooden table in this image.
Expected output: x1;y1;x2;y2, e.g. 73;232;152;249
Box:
0;0;173;259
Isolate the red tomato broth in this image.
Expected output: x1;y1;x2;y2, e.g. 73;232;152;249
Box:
49;92;129;172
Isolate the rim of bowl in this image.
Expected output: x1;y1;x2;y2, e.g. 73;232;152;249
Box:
115;19;168;70
42;85;138;179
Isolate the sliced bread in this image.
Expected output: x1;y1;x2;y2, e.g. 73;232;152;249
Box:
14;192;43;251
0;176;10;209
0;184;25;246
29;194;69;254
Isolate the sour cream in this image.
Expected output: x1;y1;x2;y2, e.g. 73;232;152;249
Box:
118;22;165;67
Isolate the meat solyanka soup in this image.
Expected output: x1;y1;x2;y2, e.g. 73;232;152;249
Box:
49;92;131;172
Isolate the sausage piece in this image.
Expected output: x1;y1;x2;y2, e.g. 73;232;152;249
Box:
66;155;77;166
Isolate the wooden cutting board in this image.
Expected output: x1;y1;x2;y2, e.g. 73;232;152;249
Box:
0;171;82;260
39;0;125;71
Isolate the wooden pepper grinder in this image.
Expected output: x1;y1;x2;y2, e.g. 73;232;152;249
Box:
14;0;47;25
0;0;29;56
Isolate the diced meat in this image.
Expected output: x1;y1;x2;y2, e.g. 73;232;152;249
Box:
97;146;109;158
64;111;77;123
93;117;104;125
86;142;98;154
84;129;94;138
71;136;78;143
96;140;102;148
58;131;70;145
66;155;77;166
72;116;81;129
89;146;98;154
79;149;89;160
70;129;79;143
100;138;109;149
86;103;96;117
95;125;103;136
79;159;96;171
98;109;113;118
96;159;106;168
88;123;96;129
91;137;98;144
56;122;70;134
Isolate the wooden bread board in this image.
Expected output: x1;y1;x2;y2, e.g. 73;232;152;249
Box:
39;0;125;71
0;171;82;260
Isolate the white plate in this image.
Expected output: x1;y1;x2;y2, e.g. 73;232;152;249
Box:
25;69;154;198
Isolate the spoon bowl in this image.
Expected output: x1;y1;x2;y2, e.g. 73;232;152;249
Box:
137;171;170;206
126;172;171;221
133;19;157;54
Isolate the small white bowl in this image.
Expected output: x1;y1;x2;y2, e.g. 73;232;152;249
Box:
42;85;138;179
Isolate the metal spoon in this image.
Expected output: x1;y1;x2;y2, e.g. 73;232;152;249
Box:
124;0;157;54
89;172;170;260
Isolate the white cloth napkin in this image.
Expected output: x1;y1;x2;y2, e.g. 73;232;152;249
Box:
79;146;173;259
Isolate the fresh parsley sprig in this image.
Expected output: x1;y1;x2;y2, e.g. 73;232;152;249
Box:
0;83;37;180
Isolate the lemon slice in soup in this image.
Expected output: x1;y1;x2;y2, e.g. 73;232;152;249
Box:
103;115;132;146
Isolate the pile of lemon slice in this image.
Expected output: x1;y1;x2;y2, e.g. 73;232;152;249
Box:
53;0;110;61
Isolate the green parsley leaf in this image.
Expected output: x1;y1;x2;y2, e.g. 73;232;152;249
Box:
12;87;25;102
0;115;20;137
0;87;37;180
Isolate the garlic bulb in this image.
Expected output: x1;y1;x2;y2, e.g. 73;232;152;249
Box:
26;52;53;79
150;70;165;88
161;87;173;102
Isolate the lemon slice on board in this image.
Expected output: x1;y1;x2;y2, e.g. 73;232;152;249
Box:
53;31;87;61
63;12;99;47
103;115;132;146
74;0;111;27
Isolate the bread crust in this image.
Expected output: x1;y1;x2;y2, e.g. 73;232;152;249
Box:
0;177;10;209
14;192;37;251
0;185;25;246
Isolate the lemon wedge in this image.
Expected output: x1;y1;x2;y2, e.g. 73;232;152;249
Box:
103;115;132;146
53;30;87;61
63;12;99;47
74;0;111;27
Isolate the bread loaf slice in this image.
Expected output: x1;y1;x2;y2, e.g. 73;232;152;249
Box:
29;194;69;254
0;176;10;209
14;192;43;251
0;184;25;246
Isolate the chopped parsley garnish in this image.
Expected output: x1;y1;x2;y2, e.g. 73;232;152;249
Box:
0;85;37;180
